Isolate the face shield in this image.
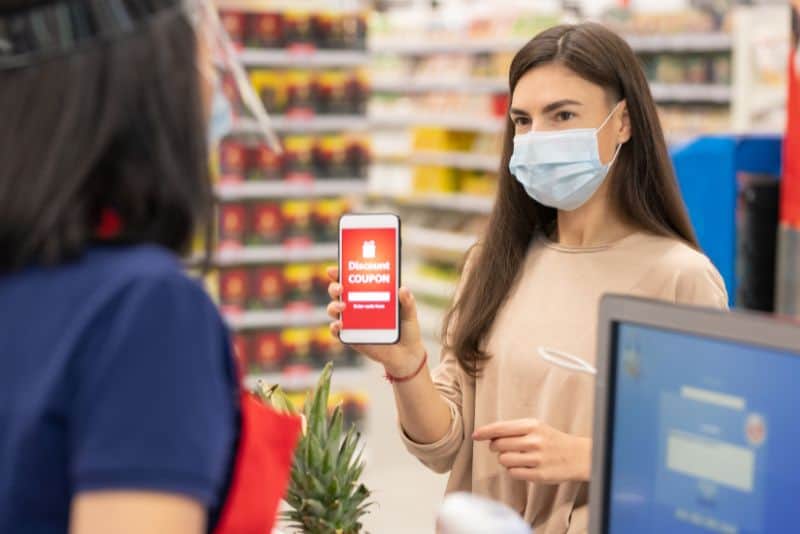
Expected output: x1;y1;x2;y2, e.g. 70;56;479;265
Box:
0;0;280;151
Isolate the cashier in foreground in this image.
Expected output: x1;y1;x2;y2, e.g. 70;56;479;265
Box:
327;22;728;533
0;1;300;533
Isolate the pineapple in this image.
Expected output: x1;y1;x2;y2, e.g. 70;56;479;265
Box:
255;363;372;533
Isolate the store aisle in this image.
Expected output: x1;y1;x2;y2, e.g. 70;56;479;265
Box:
360;359;448;534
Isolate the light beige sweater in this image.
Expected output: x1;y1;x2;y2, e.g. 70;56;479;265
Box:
402;232;728;533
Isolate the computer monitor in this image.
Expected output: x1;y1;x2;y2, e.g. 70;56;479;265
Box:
589;295;800;534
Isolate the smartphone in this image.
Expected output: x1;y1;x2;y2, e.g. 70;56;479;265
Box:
338;213;400;344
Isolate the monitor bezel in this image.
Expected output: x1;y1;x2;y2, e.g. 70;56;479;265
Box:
589;295;800;534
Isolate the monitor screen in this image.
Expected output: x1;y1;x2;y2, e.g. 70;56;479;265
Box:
606;322;800;534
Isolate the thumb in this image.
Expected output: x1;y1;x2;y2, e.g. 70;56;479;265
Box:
398;287;417;323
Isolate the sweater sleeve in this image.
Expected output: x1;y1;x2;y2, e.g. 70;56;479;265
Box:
399;247;479;474
674;257;729;310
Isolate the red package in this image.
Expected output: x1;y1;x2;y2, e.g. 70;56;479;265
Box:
248;143;282;181
250;267;285;310
219;203;247;246
219;11;247;47
219;139;249;183
247;201;284;245
253;331;285;373
248;12;284;48
219;268;249;312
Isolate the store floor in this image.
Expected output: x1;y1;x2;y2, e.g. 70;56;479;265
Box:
361;356;448;533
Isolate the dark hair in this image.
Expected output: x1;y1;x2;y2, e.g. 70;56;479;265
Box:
442;22;698;377
0;2;212;271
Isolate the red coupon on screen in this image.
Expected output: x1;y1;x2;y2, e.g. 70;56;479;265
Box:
340;228;397;330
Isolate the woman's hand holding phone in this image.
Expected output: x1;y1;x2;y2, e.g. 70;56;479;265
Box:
326;267;426;378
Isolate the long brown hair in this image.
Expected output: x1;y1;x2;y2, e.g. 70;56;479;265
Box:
442;22;698;377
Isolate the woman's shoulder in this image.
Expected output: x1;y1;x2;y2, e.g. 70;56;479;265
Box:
628;233;729;308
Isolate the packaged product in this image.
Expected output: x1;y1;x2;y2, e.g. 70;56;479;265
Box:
219;268;249;311
312;198;345;241
250;69;288;115
218;138;249;182
281;327;314;368
247;201;284;245
248;143;282;181
250;267;285;310
284;263;315;306
219;10;247;47
282;136;315;180
253;330;286;373
281;200;314;244
248;12;284;48
284;11;313;48
219;202;247;246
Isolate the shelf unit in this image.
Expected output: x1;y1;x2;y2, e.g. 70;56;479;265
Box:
370;32;732;56
239;48;369;68
372;77;507;94
371;192;494;214
225;306;330;331
243;366;367;392
404;274;457;301
235;115;371;134
402;226;478;257
215;243;338;266
370;112;505;133
216;179;367;200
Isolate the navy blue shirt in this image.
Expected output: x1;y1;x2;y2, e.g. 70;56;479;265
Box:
0;245;238;533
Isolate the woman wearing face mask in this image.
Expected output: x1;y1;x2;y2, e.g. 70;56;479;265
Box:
326;22;727;533
0;1;298;533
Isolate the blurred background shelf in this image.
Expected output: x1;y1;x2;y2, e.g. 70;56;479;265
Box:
225;307;330;331
215;243;338;266
650;83;732;103
402;227;478;258
239;48;369;67
216;180;368;200
243;366;366;391
372;78;507;94
371;193;494;214
370;113;505;133
236;116;370;134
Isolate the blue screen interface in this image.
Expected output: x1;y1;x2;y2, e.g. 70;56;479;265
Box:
608;323;800;534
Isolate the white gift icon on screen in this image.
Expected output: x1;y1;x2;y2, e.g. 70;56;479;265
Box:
362;240;376;258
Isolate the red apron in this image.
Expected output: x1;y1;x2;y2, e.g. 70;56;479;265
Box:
213;391;301;534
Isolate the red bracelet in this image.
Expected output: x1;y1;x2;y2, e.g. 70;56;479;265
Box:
384;352;428;384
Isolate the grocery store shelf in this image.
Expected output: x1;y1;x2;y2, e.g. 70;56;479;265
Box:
416;302;446;340
625;32;732;52
225;306;330;331
371;112;505;133
370;38;527;55
216;179;367;200
215;243;338;266
371;32;731;55
244;366;367;391
410;150;499;172
372;78;507;94
405;275;457;301
651;83;731;104
239;48;369;67
374;192;494;214
402;226;478;257
236;115;370;134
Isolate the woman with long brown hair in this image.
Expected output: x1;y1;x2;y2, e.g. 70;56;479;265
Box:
328;22;727;532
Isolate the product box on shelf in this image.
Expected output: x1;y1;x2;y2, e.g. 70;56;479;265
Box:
312;134;348;177
250;266;285;310
247;201;284;245
252;329;286;373
219;138;249;183
219;202;248;246
312;262;335;304
248;12;284;48
284;11;314;48
219;268;249;312
312;325;349;366
248;143;283;181
281;200;314;244
282;327;314;367
282;136;315;180
284;263;315;307
250;69;288;115
312;198;347;241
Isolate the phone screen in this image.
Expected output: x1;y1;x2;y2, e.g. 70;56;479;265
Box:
340;227;398;331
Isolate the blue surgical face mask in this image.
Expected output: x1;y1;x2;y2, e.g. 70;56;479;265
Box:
509;102;623;211
209;76;234;146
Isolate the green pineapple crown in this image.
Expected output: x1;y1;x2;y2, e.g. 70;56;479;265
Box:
256;363;372;533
